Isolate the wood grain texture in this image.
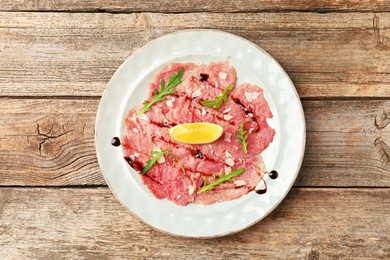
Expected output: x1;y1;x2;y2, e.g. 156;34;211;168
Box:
0;12;389;97
0;0;390;12
299;100;390;187
0;99;104;186
1;98;389;186
0;187;389;259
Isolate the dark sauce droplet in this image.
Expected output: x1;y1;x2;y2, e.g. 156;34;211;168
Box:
124;156;143;172
255;188;267;194
269;170;279;180
232;98;253;115
199;73;209;82
111;137;121;146
194;149;205;159
255;179;267;195
124;156;132;164
150;121;177;128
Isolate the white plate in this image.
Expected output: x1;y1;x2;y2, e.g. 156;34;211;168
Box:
95;30;305;238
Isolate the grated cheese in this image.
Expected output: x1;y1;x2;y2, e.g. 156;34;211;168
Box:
192;89;202;99
223;114;233;121
188;185;195;195
244;91;261;102
225;158;234;166
201;108;206;116
139;113;150;122
224;133;232;142
222;108;232;114
218;72;227;80
234;180;247;187
225;150;233;159
153;148;165;164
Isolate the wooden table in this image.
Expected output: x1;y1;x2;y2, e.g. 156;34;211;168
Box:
1;1;389;258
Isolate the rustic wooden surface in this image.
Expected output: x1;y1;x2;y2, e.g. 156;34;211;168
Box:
1;0;390;12
1;12;390;97
1;99;389;187
1;188;389;259
0;1;389;259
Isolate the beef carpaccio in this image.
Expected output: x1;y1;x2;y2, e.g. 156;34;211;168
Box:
122;61;275;205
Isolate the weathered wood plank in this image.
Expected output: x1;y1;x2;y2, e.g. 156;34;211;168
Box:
0;187;389;258
0;99;103;186
0;12;389;97
0;0;389;12
0;98;389;186
298;100;390;187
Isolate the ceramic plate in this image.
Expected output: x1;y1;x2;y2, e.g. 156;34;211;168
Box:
95;30;305;238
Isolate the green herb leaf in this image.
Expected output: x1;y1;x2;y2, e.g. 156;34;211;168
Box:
136;68;184;117
161;149;186;175
200;84;234;109
141;149;186;175
237;122;250;153
141;151;163;174
198;168;245;193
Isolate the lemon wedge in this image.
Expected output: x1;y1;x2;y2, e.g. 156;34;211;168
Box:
168;123;224;144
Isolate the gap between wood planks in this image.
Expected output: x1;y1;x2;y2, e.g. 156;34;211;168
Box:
0;186;389;190
1;0;390;13
1;9;390;14
0;96;102;100
1;96;390;101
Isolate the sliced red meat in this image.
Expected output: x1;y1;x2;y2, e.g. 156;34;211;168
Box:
147;61;237;101
195;187;250;205
122;61;274;206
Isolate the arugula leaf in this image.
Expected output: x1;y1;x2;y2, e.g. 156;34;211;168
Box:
136;68;184;117
237;122;250;153
141;149;186;175
161;149;186;175
141;151;164;174
198;168;245;193
200;84;234;109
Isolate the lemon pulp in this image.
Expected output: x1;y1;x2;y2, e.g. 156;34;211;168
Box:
168;122;223;144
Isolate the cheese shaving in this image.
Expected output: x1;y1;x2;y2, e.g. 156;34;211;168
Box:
188;185;195;195
192;89;202;99
153;148;165;164
223;114;233;121
222;108;232;114
224;133;231;142
201;108;206;116
225;150;232;159
244;91;261;102
218;72;227;80
234;180;246;187
225;158;234;166
139;113;150;122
